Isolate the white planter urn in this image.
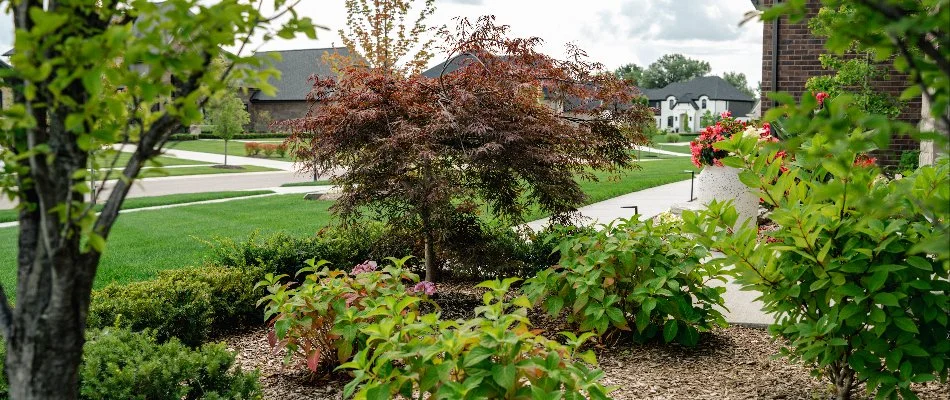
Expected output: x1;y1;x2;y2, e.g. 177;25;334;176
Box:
696;165;758;229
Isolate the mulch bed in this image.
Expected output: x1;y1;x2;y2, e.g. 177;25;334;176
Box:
223;283;949;400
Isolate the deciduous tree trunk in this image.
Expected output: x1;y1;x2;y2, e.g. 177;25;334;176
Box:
424;229;437;283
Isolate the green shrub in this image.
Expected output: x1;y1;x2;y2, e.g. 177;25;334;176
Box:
275;143;287;158
685;110;950;399
434;213;583;280
79;328;260;400
169;133;199;141
203;227;386;277
661;133;682;143
340;278;612;399
898;150;920;174
87;265;265;346
523;215;728;346
258;257;431;373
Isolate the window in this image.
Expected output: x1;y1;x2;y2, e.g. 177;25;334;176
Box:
701;99;707;109
668;99;675;109
667;116;674;127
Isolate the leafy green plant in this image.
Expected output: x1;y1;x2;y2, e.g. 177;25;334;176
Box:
523;216;728;346
257;256;432;373
683;94;950;399
203;227;386;277
87;265;265;346
898;150;920;175
340;278;613;399
79;328;260;400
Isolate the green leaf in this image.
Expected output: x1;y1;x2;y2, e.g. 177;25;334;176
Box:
662;320;679;343
873;293;899;307
893;317;918;334
906;256;931;272
865;270;888;292
491;364;516;389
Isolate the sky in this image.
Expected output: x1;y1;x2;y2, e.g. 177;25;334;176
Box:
0;0;763;85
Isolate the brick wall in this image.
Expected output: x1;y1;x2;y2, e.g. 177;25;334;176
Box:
760;0;921;165
247;100;312;132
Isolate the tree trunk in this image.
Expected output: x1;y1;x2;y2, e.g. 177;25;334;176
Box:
5;254;92;400
424;229;437;283
224;139;229;166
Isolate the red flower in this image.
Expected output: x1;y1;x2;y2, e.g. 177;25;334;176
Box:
854;154;877;167
720;110;732;118
815;92;829;106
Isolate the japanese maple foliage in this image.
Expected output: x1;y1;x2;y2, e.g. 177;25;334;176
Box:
283;16;652;281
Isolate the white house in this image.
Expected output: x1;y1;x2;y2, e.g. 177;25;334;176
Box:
641;76;757;133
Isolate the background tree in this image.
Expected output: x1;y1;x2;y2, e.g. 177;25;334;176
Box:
285;17;652;282
722;71;756;99
639;53;711;89
0;1;314;398
337;0;437;75
207;91;250;166
615;63;644;85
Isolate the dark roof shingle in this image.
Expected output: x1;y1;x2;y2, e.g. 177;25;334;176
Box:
641;76;754;103
251;47;350;102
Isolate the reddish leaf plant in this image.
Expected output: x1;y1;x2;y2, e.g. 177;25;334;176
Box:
282;16;653;281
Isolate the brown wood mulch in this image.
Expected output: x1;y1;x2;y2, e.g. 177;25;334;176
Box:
223;283;950;400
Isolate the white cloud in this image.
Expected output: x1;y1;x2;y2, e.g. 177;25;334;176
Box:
0;0;763;84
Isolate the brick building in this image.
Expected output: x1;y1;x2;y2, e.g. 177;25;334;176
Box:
754;0;922;164
244;47;351;132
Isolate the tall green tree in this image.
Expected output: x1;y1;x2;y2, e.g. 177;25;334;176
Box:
722;71;756;99
639;54;711;89
614;63;643;85
0;1;314;398
207;91;250;166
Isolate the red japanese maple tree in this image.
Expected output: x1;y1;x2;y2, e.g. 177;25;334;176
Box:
284;16;652;281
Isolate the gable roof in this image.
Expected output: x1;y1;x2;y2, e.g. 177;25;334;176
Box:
421;53;483;78
641;76;755;103
0;59;10;69
250;47;350;102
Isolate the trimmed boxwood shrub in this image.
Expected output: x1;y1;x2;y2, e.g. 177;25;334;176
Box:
87;265;265;346
2;329;259;399
80;328;260;399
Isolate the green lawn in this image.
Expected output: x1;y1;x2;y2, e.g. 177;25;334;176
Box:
168;140;294;162
0;195;335;297
521;157;699;221
0;190;275;223
651;144;692;154
0;158;697;296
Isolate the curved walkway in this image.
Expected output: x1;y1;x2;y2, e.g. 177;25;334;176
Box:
525;179;771;326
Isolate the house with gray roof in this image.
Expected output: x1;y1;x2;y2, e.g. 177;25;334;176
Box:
244;47;350;131
640;75;756;133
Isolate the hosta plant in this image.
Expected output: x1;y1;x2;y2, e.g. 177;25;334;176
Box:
683;93;950;400
522;217;728;346
340;278;612;399
256;256;434;373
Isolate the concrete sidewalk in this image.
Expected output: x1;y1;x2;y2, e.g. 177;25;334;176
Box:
633;145;691;157
525;179;771;326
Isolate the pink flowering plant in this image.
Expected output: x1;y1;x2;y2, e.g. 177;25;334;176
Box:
690;111;756;168
256;256;436;373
